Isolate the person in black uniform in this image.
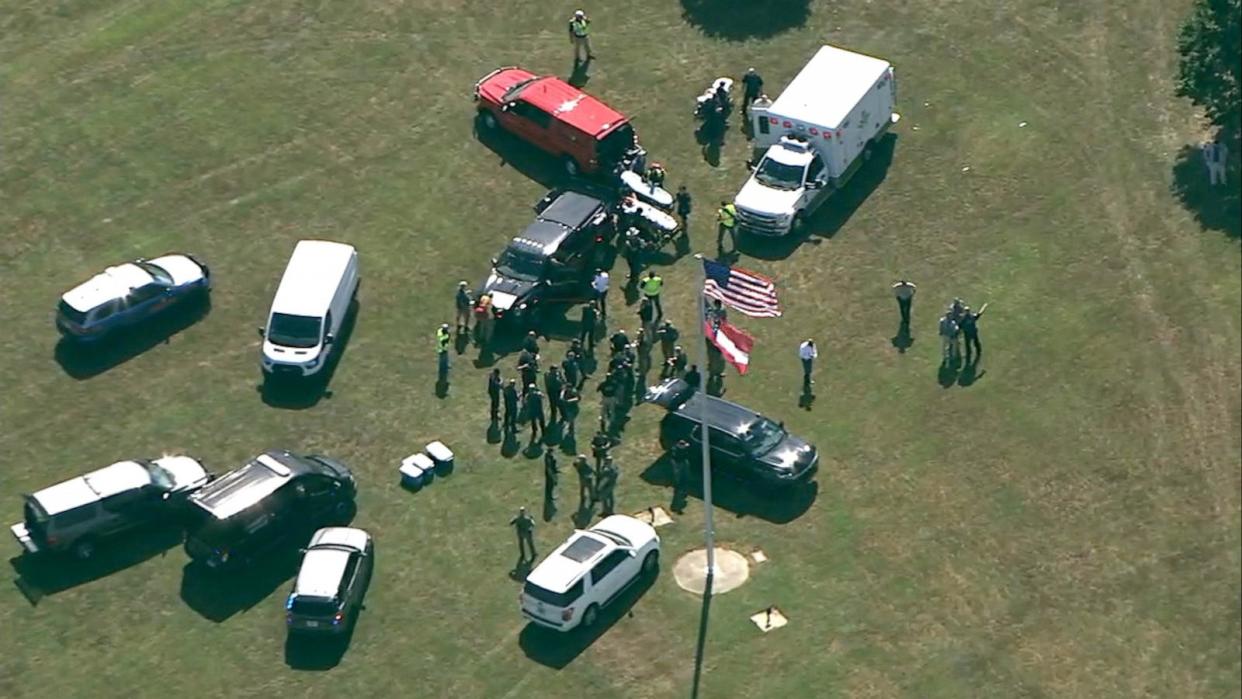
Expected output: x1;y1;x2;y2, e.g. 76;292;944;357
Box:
580;300;599;352
960;303;988;363
526;385;547;443
544;366;564;426
741;67;764;114
591;429;612;476
543;447;559;509
510;507;536;563
517;349;539;396
487;368;502;422
502;379;520;436
670;438;692;511
684;364;702;390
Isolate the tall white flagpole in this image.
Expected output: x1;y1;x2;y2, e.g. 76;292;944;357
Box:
694;254;716;583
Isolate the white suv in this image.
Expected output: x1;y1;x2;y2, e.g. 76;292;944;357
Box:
520;515;660;631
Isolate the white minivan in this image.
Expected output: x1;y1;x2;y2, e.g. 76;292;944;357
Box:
259;240;359;379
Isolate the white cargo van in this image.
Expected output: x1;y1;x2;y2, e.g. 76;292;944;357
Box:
259;240;359;379
735;44;899;236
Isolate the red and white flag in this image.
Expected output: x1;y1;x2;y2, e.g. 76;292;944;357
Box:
704;320;755;375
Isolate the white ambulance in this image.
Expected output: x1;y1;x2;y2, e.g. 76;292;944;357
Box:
735;45;899;236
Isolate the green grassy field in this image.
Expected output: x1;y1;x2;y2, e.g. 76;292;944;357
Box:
1;1;1239;697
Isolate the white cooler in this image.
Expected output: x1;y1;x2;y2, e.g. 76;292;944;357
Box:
399;453;436;489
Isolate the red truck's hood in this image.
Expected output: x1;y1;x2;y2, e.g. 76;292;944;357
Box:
476;67;538;105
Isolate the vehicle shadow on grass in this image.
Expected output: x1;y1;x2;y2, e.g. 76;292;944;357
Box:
10;527;183;605
518;573;656;669
679;0;810;41
179;546;302;623
260;300;359;410
640;454;817;524
53;295;212;380
737;133;898;261
474;117;569;191
1170;139;1240;239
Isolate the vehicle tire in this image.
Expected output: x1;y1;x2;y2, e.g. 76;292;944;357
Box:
562;156;581;177
477;110;499;132
71;538;96;561
791;211;809;235
580;603;600;629
333;499;356;522
642;550;660;577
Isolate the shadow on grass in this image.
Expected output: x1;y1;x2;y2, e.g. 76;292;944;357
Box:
679;0;810;41
738;133;898;261
53;294;211;379
259;299;359;409
518;572;656;669
474;117;569;191
1171;141;1240;239
10;526;183;604
640;454;817;524
180;545;302;622
284;622;358;671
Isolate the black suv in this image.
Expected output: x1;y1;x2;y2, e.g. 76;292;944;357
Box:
479;188;614;327
645;378;819;489
184;449;356;571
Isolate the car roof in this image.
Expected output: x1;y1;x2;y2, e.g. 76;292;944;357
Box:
270;240;356;318
520;76;628;138
672;391;763;435
188;451;305;520
538;191;606;229
308;526;370;552
526;530;616;593
31;460;152;515
61;263;154;312
293;547;351;599
510;220;572;255
769;44;892;129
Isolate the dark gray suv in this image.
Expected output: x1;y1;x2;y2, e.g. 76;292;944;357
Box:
645;378;819;489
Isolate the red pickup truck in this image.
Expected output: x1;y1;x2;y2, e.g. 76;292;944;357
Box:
474;67;639;178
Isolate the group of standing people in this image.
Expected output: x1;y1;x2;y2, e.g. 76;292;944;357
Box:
487;333;585;445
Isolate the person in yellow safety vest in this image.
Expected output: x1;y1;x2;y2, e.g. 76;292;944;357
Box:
716;200;738;254
645;162;666;188
640;270;664;320
568;10;594;65
436;323;451;381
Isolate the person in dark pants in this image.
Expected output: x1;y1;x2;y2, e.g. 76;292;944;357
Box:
684;364;702;390
799;338;817;388
670;438;692;511
502;379;520;436
892;280;917;326
517;349;539;396
656;320;680;363
741;67;764;114
580;300;599;352
674;185;693;231
591;430;612;475
560;383;580;438
526;385;547;442
637;297;655;337
543;447;559;507
522;331;540;355
544;366;564;426
562;348;582;390
510;507;536;563
574;454;594;511
609;328;630;357
597;458;619;516
487;368;502;421
664;345;688;379
598;377;619;432
622;228;643;284
959;303;988;363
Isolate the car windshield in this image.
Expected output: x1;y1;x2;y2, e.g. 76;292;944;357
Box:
57;300;88;324
144;461;175;491
502;77;538;101
268;313;322;348
523;579;583;607
740;418;787;456
290;596;339;616
136;261;174;285
496;248;544;281
754;158;806;191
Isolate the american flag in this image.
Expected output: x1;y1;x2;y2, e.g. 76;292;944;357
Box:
702;258;782;318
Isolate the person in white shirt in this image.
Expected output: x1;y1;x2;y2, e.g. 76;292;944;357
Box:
591;268;610;320
892;280;916;325
1202;139;1229;186
938;314;959;364
798;339;817;387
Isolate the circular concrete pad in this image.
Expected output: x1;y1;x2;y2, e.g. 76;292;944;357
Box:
673;547;750;595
